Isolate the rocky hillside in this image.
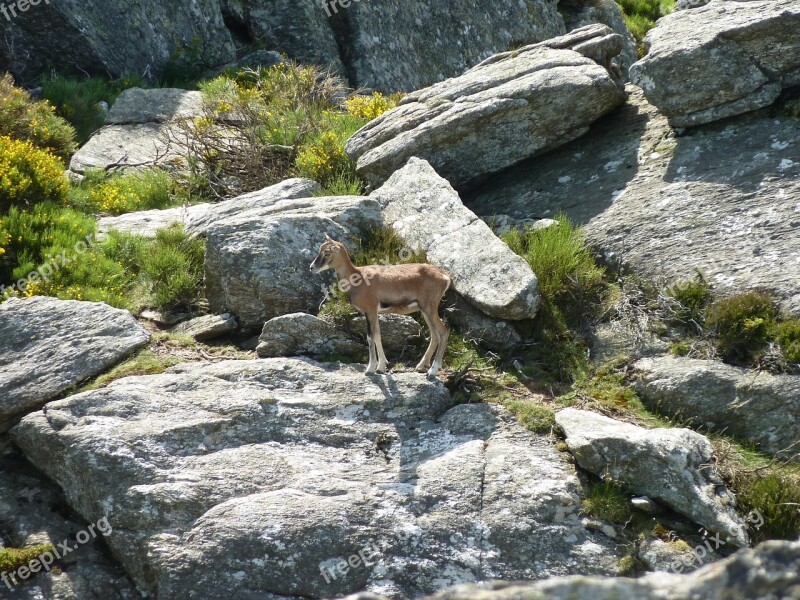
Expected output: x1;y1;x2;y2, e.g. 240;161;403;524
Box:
0;1;799;599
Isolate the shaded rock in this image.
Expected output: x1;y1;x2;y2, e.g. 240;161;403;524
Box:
257;312;422;361
480;215;557;237
371;158;539;321
97;178;320;238
140;309;192;327
404;541;800;599
12;358;624;599
630;0;800;127
256;313;365;358
0;0;235;81
466;85;800;316
220;0;345;76
0;446;137;599
675;0;711;8
211;49;284;76
170;313;238;341
561;0;638;77
555;408;749;547
347;314;424;357
444;292;524;352
335;0;564;92
203;196;382;330
346;25;626;189
0;297;149;433
633;356;800;461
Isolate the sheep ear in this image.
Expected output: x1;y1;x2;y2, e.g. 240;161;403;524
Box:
325;233;334;242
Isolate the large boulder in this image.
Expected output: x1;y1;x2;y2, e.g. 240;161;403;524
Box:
633;356;800;461
97;178;321;238
371;158;539;322
69;87;206;176
0;297;149;433
629;0;800;127
12;358;625;599
0;0;235;81
466;86;800;316
203;196;382;330
346;25;626;189
555;408;749;547
370;540;800;599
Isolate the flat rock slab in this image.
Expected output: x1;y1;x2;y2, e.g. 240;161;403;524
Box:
12;358;624;599
96;178;320;238
346;25;626;189
467;86;800;316
371;158;539;321
633;356;800;461
630;0;800;127
0;297;149;432
555;408;749;547
372;541;800;600
203;196;382;330
105;88;205;124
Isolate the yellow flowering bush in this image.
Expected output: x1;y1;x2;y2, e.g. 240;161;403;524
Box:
0;74;77;161
78;170;173;215
0;135;68;213
345;92;402;121
295;130;352;185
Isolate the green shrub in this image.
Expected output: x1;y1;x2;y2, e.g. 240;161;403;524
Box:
68;169;175;215
668;273;712;329
0;202;95;286
0;74;76;161
502;217;607;334
0;135;68;213
344;92;402;121
616;0;675;54
776;318;800;364
504;400;555;433
736;468;800;542
581;478;632;524
137;224;205;311
706;291;777;364
41;74;145;144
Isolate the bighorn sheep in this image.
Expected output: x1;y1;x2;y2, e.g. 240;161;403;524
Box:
310;235;450;377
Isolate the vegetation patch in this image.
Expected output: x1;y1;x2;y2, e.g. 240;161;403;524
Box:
580;477;633;524
0;74;76;161
179;62;399;198
616;0;676;56
40;73;146;144
67;169;176;215
0;545;54;580
0;136;68;213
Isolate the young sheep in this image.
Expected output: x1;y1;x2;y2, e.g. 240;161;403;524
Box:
310;235;450;377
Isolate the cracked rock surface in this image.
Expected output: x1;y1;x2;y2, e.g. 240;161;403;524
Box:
12;358;623;599
630;0;800;126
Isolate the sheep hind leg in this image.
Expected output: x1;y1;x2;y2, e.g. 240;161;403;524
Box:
416;309;438;373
